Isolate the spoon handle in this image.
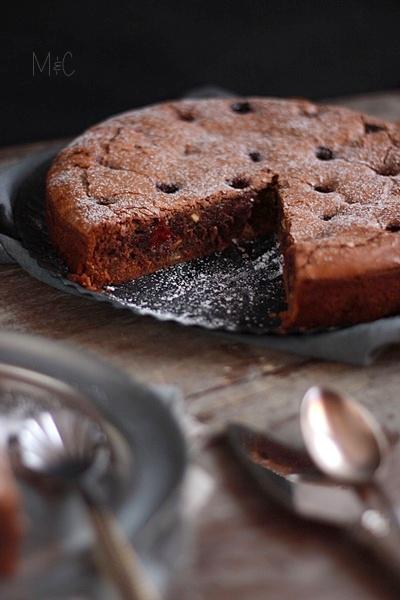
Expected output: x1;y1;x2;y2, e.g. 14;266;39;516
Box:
81;489;162;600
350;484;400;578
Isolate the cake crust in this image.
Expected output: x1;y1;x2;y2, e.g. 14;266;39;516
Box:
46;97;400;330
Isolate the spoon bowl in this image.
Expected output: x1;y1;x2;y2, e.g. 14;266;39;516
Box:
12;409;109;482
300;386;388;484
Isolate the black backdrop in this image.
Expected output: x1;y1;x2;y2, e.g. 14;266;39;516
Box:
1;0;400;146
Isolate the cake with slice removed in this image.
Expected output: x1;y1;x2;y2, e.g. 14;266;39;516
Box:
46;97;400;330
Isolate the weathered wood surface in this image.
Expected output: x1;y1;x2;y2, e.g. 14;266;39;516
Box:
1;92;400;599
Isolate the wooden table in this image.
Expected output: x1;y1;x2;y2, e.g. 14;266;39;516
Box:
2;92;400;599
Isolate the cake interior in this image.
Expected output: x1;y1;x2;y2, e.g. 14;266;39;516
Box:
60;182;283;290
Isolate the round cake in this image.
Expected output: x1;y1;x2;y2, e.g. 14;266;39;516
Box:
46;97;400;330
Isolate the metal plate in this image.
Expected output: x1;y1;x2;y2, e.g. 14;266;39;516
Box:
4;151;400;367
1;150;286;333
0;331;186;598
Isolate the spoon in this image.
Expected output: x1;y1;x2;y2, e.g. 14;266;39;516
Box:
300;386;400;538
228;421;400;584
300;386;388;484
9;409;161;600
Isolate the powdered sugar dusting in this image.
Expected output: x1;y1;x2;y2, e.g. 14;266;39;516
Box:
102;236;285;331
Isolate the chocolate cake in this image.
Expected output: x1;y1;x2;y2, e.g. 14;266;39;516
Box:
46;97;400;330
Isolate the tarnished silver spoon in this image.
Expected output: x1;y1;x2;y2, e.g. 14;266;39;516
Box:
9;409;161;600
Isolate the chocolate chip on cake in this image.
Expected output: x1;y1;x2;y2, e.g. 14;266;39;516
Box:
364;122;386;134
315;146;335;160
231;101;252;114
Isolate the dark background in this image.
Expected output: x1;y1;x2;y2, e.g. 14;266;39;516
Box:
1;0;400;147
